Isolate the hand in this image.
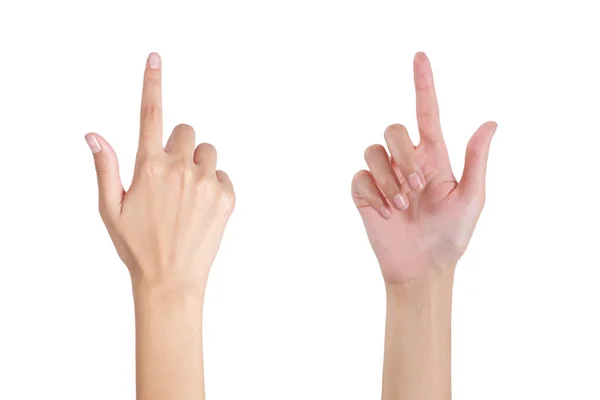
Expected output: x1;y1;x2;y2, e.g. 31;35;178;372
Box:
351;52;496;283
85;53;235;286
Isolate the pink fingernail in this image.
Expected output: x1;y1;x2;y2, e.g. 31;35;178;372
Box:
408;173;424;191
85;134;101;154
393;194;409;211
379;206;392;220
148;52;161;69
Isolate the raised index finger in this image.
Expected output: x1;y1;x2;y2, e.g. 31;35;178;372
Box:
138;52;163;152
414;52;443;144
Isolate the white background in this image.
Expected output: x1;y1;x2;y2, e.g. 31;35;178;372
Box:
0;0;599;399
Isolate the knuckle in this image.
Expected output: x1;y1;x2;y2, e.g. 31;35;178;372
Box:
364;144;385;161
363;191;382;205
95;162;110;177
173;123;195;134
466;146;486;165
195;143;217;162
414;80;434;91
470;140;487;157
467;153;481;165
171;158;194;178
144;73;161;86
197;176;220;195
352;169;370;183
351;170;372;194
218;188;236;212
139;155;166;177
141;103;161;121
416;109;439;122
135;149;150;164
199;142;216;154
197;176;235;212
384;123;407;140
469;191;486;208
398;157;417;171
378;177;399;191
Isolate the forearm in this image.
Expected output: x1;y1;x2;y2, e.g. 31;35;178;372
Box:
132;278;206;400
382;267;455;400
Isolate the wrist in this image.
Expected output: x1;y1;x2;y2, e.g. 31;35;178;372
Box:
132;276;206;307
385;265;455;309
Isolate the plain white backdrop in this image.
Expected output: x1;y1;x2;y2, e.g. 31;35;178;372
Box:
0;0;599;399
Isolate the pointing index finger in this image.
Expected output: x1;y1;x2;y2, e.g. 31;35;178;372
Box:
139;52;163;152
414;52;443;144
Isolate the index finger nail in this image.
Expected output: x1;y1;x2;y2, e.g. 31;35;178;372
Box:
148;52;161;69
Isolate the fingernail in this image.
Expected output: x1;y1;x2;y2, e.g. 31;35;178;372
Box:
408;173;424;191
379;206;392;220
85;134;101;154
393;194;409;211
148;52;161;69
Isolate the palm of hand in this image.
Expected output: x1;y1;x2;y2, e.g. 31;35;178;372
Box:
352;53;496;283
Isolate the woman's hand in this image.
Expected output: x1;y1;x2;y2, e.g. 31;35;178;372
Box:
351;52;496;283
85;52;235;287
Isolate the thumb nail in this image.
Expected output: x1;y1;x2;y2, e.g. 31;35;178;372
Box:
85;134;101;154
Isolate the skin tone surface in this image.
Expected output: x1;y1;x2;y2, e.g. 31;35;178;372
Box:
351;52;496;400
85;53;235;400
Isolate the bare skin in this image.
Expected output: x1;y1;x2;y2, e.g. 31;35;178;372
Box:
351;52;496;400
85;53;235;400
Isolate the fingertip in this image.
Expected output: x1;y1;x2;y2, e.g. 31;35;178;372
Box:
490;121;498;134
478;121;498;142
85;133;101;154
414;51;428;63
383;123;408;142
351;169;370;186
481;120;497;130
147;52;161;69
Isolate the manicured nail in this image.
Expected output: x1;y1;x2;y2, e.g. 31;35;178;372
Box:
393;193;409;211
379;206;392;220
408;173;424;191
148;52;161;69
85;134;101;154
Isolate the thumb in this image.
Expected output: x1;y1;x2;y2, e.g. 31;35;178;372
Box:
458;121;497;200
85;133;124;218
